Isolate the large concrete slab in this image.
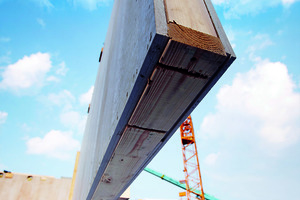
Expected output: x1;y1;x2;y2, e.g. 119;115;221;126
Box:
0;172;71;200
73;0;235;200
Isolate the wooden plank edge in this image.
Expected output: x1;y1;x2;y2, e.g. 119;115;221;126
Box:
167;22;226;56
86;33;169;200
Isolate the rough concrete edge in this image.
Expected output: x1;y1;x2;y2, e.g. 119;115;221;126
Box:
111;34;169;200
86;0;169;198
88;2;169;198
204;0;236;58
154;0;168;36
86;33;169;200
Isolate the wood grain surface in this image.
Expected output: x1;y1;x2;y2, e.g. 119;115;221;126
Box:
164;0;217;36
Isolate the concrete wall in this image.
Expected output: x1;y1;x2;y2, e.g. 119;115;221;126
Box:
0;172;71;200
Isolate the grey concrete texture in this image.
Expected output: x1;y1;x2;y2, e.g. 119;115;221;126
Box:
73;0;235;200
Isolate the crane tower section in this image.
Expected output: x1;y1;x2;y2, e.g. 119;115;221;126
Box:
180;116;205;200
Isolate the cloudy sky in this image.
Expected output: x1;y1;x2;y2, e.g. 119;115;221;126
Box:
0;0;299;200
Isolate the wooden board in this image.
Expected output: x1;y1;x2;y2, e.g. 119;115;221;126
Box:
164;0;217;37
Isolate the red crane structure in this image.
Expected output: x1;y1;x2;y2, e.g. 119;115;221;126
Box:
180;115;205;200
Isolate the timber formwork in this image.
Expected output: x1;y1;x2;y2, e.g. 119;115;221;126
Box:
73;0;235;200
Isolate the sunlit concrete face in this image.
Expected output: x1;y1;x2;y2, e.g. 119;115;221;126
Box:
73;0;235;200
0;172;72;200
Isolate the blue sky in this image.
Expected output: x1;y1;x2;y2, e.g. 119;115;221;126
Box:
0;0;299;200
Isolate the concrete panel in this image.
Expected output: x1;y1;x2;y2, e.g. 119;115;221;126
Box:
0;172;71;200
92;127;164;199
74;0;235;200
73;0;169;199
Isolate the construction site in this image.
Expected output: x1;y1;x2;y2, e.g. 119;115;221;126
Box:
0;0;235;199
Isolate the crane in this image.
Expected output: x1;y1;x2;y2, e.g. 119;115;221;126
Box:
143;115;210;200
143;167;219;200
180;115;205;200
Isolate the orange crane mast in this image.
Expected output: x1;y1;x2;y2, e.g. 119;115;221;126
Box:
180;115;205;200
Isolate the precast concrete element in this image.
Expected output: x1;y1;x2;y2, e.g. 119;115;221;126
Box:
73;0;235;199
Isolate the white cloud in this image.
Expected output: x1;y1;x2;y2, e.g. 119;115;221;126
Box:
26;130;80;160
0;51;11;64
247;34;273;58
60;111;80;127
0;111;8;124
56;61;68;76
42;90;87;134
47;90;75;109
0;52;52;92
21;123;31;132
212;0;299;18
30;0;53;8
37;18;46;27
71;0;111;10
204;152;220;166
282;0;299;6
0;37;10;43
60;110;87;134
201;59;300;149
223;26;236;49
46;75;60;82
212;0;226;5
243;33;274;63
79;86;94;105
